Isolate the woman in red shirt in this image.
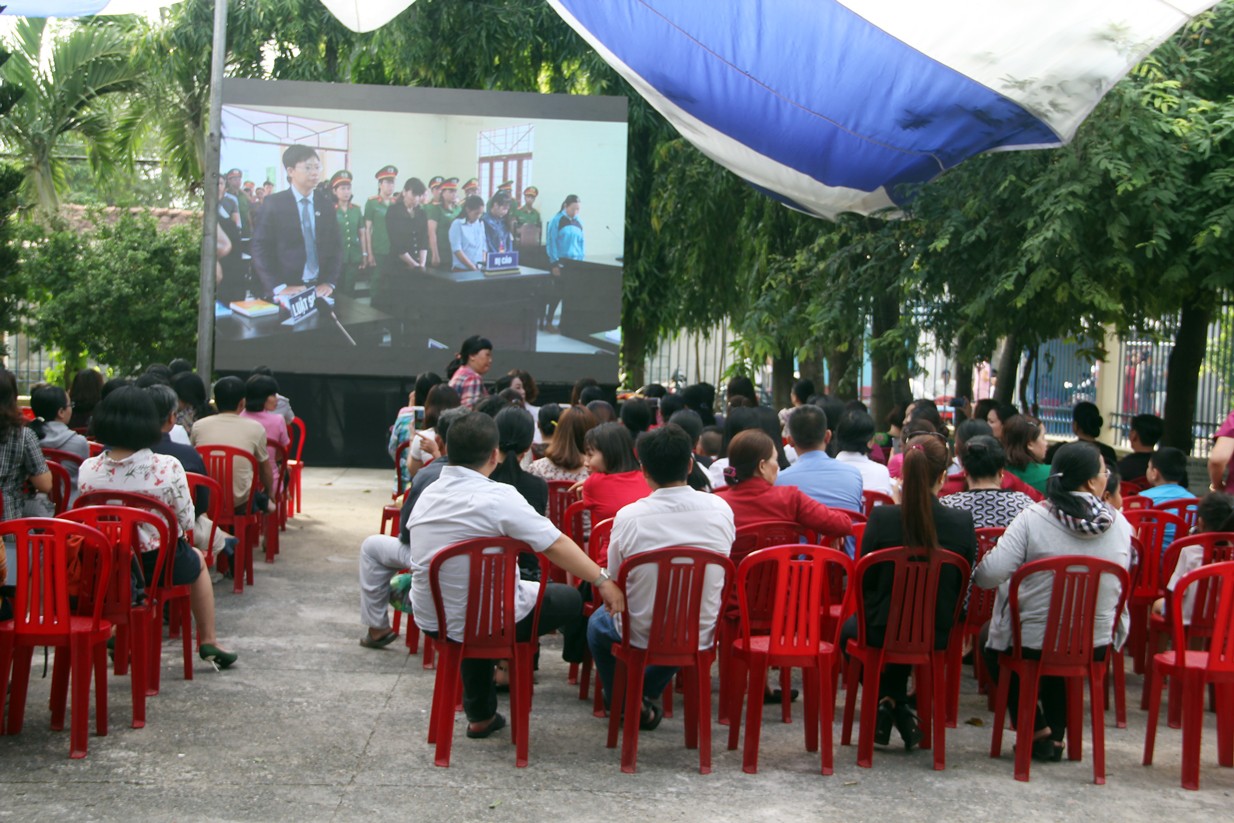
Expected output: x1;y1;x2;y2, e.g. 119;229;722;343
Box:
581;423;650;562
715;429;852;539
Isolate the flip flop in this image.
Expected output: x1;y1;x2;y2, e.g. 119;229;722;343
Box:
639;700;663;731
359;630;399;649
766;688;799;704
466;713;507;739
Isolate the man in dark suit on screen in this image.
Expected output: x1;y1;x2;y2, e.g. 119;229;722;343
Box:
250;144;342;302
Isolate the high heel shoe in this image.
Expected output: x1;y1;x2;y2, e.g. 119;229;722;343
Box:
894;703;923;751
199;644;238;670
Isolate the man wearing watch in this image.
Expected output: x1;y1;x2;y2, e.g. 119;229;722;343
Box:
586;423;735;730
406;412;624;740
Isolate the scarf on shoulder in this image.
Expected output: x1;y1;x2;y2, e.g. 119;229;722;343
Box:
1045;491;1115;536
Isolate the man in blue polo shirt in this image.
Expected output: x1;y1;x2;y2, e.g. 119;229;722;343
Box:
776;404;863;554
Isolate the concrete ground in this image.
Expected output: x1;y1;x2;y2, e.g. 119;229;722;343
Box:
0;467;1230;822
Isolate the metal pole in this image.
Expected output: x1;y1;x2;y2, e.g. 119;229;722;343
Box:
196;0;228;379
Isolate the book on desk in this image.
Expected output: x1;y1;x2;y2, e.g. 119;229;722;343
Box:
229;299;280;318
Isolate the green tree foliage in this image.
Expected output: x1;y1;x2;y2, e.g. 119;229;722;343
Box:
0;18;143;214
17;213;199;374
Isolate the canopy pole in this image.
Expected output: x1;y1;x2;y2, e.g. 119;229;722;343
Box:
196;0;228;379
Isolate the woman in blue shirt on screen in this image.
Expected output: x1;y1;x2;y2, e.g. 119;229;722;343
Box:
542;195;584;332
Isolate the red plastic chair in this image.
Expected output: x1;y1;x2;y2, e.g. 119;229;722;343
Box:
840;546;971;770
425;538;545;768
264;439;288;562
576;517;615;713
720;520;820;726
195;444;262;593
286;416;306;516
605;547;735;774
381;488;409;539
1143;560;1234;790
726;545;853;774
1125;509;1189;673
1141;532;1234;724
1123;495;1153;511
74;490;192;688
1121;478;1149;497
185;472;223;570
0;518;112;758
40;447;84;473
1155;498;1201;533
862;490;895;518
989;555;1130;784
945;526;1005;727
61;505;171;728
44;461;72;516
392;440;411;500
87;441;105;458
546;480;581;532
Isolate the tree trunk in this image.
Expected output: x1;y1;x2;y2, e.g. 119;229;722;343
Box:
621;322;646;391
870;293;910;424
1161;297;1212;454
799;350;824;394
827;344;858;398
954;342;974;404
994;334;1019;407
771;350;794;410
1018;346;1038;416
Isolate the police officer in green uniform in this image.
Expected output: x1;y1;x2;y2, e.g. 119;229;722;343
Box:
428;175;444;207
496;179;515;199
425;177;462;270
462;177;480;201
512;185;542;247
364;165;398;298
331;170;364;297
225;168;251;237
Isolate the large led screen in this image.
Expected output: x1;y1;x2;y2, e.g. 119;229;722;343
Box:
214;79;627;382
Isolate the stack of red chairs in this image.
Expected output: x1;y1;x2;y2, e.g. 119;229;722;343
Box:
285;416;306;517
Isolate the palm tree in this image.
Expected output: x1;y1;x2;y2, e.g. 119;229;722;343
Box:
0;18;142;214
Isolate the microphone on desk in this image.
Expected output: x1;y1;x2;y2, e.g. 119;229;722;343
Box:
604;225;625;262
318;298;358;346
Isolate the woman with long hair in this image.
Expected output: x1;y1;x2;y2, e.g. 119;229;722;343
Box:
68;367;104;431
974;441;1131;762
170;371;212;434
530;405;597;483
715;430;851;538
1004;415;1051;494
842;433;977;751
446;335;493;409
581;422;649;561
1;370;51;593
405;384;462;482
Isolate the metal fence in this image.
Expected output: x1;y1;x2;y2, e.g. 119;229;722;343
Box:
0;330;52;393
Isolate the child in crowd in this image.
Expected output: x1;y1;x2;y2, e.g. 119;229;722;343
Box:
1153;492;1234;624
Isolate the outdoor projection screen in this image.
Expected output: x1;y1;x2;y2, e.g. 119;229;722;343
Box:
214;79;627;382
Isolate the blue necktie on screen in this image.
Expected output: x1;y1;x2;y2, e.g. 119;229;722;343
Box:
300;196;319;282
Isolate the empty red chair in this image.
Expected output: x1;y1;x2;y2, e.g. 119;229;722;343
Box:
841;546;970;770
989;555;1130;784
605;547;734;774
1121;479;1148;497
1125;509;1189;673
61;505;171;727
1143;560;1234;790
946;526;1005;727
286;416;306;516
263;439;288;562
425;538;544;768
40;447;84;474
1142;533;1234;723
0;518;112;758
862;490;895;517
1123;495;1153;511
727;545;852;774
74;490;190;688
195;444;262;593
546;480;581;532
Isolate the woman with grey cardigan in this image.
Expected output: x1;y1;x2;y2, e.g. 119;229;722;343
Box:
973;442;1132;763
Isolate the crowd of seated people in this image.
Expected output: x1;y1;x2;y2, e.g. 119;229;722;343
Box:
367;341;1217;770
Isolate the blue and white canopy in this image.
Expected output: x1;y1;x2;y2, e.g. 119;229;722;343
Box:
549;0;1221;219
1;1;182;16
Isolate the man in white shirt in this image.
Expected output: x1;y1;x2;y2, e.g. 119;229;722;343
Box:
833;409;894;498
586;424;735;729
407;412;624;738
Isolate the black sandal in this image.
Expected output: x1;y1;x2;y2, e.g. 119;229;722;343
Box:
466;713;507;739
